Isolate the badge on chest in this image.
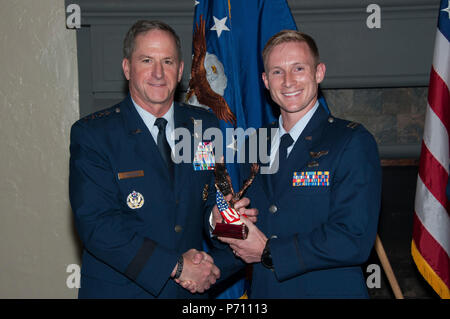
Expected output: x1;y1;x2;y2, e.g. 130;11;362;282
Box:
193;141;215;171
127;190;144;209
292;171;330;187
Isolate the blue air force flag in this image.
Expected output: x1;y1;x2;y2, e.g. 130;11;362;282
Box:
188;0;299;299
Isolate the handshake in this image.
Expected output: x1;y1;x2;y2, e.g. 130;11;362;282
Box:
170;248;220;294
170;196;259;294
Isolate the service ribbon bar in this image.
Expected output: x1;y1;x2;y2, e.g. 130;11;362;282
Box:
293;171;330;187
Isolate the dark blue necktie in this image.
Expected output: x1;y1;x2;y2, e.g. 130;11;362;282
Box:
154;118;174;179
272;133;294;190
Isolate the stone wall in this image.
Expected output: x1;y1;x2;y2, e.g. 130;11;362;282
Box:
322;87;428;157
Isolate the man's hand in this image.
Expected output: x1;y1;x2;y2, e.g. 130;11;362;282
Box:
211;194;231;228
233;197;258;223
172;249;220;294
218;216;267;263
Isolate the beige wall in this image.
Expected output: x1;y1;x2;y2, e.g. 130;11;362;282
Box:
0;0;80;298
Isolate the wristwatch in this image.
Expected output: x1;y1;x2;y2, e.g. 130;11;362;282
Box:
173;255;184;279
261;238;274;270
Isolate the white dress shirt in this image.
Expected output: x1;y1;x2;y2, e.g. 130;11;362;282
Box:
132;97;175;153
269;100;320;169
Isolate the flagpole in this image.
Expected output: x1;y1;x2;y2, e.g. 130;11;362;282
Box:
375;234;404;299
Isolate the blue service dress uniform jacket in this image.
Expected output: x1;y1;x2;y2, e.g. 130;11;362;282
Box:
69;96;240;298
241;105;382;298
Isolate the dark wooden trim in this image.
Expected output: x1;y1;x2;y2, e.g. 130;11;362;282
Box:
380;158;420;167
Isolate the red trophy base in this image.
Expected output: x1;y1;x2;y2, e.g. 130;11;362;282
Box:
212;222;248;240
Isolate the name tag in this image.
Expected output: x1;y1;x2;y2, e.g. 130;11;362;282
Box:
193;141;215;171
118;170;144;180
293;171;330;186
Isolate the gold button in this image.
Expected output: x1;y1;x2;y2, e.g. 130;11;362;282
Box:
268;205;277;214
174;225;182;233
328;117;334;123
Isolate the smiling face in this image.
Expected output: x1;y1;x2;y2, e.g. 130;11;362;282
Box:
122;29;184;116
262;41;325;131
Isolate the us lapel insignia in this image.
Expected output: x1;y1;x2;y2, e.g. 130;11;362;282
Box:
190;117;202;138
190;117;202;127
190;117;197;124
193;141;215;171
293;171;330;186
202;184;209;201
127;190;144;209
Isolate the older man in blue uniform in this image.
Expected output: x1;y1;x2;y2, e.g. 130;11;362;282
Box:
218;30;382;298
69;20;249;298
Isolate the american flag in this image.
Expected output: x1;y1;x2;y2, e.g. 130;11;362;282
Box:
216;189;242;225
411;0;450;299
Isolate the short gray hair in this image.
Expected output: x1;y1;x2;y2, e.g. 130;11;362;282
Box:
123;20;182;61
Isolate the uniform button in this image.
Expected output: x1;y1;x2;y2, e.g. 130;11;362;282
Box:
328;117;334;123
174;225;182;233
268;205;277;214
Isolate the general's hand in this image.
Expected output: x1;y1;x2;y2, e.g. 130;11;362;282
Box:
174;249;220;293
218;216;267;263
178;251;214;292
211;194;232;228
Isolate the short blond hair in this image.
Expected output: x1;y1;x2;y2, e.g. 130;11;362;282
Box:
262;30;320;70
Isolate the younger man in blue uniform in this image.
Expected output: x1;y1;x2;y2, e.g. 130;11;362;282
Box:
218;30;382;298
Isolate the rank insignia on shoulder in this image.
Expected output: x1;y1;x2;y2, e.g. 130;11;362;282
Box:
127;190;144;209
83;109;113;121
193;141;215;171
347;122;359;129
292;171;330;187
202;184;209;201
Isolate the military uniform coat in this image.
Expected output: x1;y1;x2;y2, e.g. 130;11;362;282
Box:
69;96;239;298
241;105;382;298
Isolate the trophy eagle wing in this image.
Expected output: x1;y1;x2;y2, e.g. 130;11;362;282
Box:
187;16;236;125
